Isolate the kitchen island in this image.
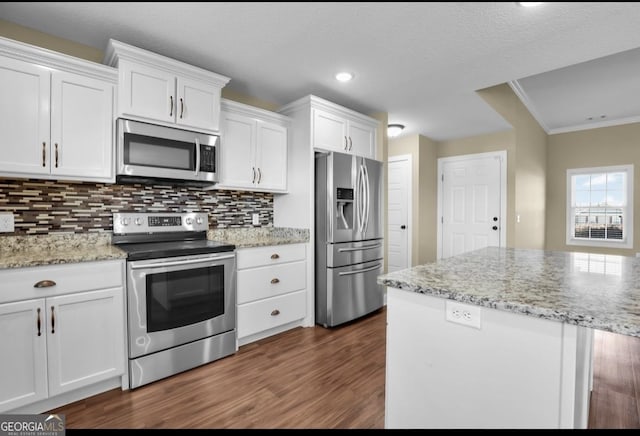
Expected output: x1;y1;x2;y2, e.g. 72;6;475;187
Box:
377;247;640;429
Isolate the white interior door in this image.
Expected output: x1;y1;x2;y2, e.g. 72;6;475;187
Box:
439;152;505;259
388;155;411;271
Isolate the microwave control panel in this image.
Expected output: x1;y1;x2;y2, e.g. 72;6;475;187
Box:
200;145;216;172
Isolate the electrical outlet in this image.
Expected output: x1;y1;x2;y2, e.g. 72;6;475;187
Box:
445;300;481;329
252;213;260;225
0;212;15;233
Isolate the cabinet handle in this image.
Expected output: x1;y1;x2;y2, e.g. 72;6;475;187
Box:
51;306;55;334
54;143;59;168
270;253;280;260
34;280;56;288
257;168;262;184
252;167;256;183
270;278;280;284
271;309;280;316
36;307;42;337
349;136;353;151
42;142;46;167
180;98;184;119
170;96;174;117
344;136;348;150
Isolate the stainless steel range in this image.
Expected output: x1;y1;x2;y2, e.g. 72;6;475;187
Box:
112;212;236;389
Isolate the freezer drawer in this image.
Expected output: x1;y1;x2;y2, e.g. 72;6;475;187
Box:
327;239;384;268
316;259;384;327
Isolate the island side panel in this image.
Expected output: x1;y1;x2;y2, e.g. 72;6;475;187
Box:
384;287;590;429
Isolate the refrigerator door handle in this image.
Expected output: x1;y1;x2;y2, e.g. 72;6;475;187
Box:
338;263;382;276
363;162;370;235
356;163;364;234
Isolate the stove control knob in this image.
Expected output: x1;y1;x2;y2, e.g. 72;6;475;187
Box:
185;217;193;225
134;218;143;226
196;216;203;225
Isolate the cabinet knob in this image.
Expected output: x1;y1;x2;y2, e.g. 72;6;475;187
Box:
271;309;280;316
270;253;280;260
271;278;280;284
34;280;56;288
492;225;498;231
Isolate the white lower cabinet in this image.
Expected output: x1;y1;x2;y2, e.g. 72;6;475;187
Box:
236;243;307;345
0;260;125;413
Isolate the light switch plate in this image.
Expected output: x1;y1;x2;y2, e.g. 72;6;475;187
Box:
0;212;15;232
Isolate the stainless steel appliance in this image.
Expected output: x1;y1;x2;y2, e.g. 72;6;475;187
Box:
116;118;219;186
112;212;236;389
315;151;384;327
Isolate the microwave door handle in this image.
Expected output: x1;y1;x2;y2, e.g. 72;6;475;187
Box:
194;137;200;176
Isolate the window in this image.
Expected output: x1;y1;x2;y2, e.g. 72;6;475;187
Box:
567;165;633;249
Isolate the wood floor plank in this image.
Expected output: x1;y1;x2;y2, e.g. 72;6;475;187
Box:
49;309;640;429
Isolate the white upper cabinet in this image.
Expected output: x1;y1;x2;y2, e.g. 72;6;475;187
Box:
0;37;116;183
219;99;289;193
105;39;230;134
282;95;379;160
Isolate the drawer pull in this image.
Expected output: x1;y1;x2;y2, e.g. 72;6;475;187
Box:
34;280;56;288
36;307;41;337
270;254;280;260
271;278;280;284
271;309;280;316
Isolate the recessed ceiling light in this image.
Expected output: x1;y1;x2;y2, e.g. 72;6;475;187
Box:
518;2;543;7
335;72;354;82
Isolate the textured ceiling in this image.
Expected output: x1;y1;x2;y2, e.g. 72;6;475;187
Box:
2;2;640;141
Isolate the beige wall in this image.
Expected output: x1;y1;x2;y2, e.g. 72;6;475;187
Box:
546;123;640;256
437;130;516;248
0;19;103;62
389;134;437;264
477;83;547;249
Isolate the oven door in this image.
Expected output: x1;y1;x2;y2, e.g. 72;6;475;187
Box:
126;252;235;358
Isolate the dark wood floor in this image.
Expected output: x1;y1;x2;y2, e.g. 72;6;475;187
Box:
50;308;640;429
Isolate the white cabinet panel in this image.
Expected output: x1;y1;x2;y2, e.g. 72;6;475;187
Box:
46;287;125;397
177;76;221;132
236;243;306;269
119;59;174;123
313;108;348;153
0;299;48;411
348;118;376;158
237;290;306;339
237;260;306;304
219;99;289;192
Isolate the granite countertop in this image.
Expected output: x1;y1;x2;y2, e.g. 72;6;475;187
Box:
0;233;127;269
0;227;310;269
378;247;640;338
207;227;309;248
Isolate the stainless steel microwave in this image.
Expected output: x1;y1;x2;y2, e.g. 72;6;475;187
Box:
116;118;219;186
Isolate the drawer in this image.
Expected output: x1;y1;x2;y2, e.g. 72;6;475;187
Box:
237;260;306;304
0;260;124;304
237;243;306;269
237;290;306;338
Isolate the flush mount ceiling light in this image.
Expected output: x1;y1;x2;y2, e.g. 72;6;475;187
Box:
387;124;405;138
335;71;354;82
518;2;543;6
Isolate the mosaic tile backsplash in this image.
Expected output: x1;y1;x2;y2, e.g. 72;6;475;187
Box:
0;178;273;235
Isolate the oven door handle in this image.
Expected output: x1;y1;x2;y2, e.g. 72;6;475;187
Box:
129;254;235;270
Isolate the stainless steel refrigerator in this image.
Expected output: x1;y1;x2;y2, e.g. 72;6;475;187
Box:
315;151;384;327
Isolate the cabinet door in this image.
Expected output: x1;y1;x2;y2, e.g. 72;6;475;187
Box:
219;111;256;189
312;108;348;153
118;59;175;123
255;121;287;191
46;288;124;397
0;56;50;176
176;76;221;132
348;119;376;159
0;299;48;412
50;71;114;182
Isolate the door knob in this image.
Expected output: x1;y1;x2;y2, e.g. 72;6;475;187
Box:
493;217;498;222
401;225;406;229
492;226;498;231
